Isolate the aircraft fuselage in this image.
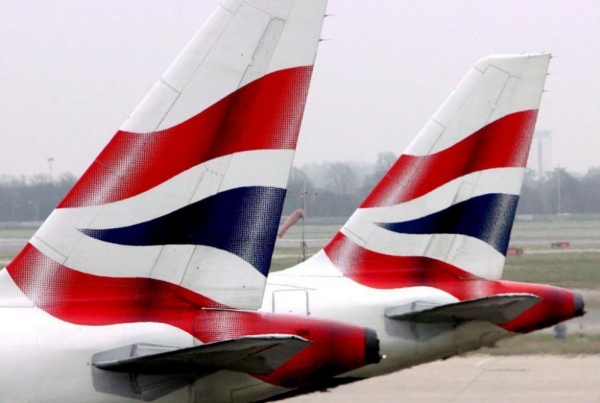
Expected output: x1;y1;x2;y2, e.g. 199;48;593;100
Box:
0;256;580;403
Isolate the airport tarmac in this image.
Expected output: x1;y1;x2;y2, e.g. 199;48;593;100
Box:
0;238;27;253
285;355;600;403
5;234;600;252
275;236;600;250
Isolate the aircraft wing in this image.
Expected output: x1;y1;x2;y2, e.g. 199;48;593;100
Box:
93;334;310;375
385;294;541;325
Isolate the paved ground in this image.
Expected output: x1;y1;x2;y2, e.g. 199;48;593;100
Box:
0;238;27;253
275;236;600;249
286;355;600;403
6;233;600;253
0;238;27;266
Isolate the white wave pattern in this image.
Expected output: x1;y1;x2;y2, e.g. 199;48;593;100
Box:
405;55;550;157
327;55;550;281
10;1;330;311
122;0;327;134
31;149;292;308
340;166;526;280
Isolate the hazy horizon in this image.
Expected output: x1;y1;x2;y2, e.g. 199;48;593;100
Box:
3;1;600;177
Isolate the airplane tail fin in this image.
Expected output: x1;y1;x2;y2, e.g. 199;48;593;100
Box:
7;0;328;312
324;54;550;281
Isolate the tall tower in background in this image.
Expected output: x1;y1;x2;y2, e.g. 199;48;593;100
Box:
528;130;553;179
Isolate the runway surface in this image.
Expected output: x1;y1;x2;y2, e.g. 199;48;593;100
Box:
286;355;600;403
275;237;600;249
0;238;27;253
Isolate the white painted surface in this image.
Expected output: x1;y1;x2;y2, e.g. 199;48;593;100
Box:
405;54;550;156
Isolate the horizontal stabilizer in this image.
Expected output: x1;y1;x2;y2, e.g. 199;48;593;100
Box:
385;294;541;325
93;334;310;375
92;335;310;401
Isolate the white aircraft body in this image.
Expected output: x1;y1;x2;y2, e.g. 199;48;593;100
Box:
0;0;583;402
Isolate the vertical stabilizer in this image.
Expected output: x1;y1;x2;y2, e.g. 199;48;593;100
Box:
7;0;329;314
324;54;550;282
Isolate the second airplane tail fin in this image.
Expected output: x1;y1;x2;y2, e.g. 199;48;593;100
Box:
324;54;550;282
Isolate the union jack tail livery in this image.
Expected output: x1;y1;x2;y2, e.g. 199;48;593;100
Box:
325;54;550;282
1;2;585;399
7;0;328;312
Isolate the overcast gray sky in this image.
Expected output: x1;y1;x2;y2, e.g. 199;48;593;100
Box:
2;1;600;178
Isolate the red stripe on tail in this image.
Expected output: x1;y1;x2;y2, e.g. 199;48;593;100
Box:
323;232;479;289
6;243;226;328
59;66;313;208
324;233;577;333
361;110;537;208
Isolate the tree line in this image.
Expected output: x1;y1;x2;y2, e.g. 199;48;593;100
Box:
282;156;600;219
517;167;600;215
2;156;600;222
0;173;77;222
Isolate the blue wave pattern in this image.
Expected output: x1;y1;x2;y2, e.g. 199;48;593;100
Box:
80;186;286;277
376;193;519;255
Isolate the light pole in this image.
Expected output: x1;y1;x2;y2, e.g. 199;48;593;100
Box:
556;166;562;215
298;184;317;262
